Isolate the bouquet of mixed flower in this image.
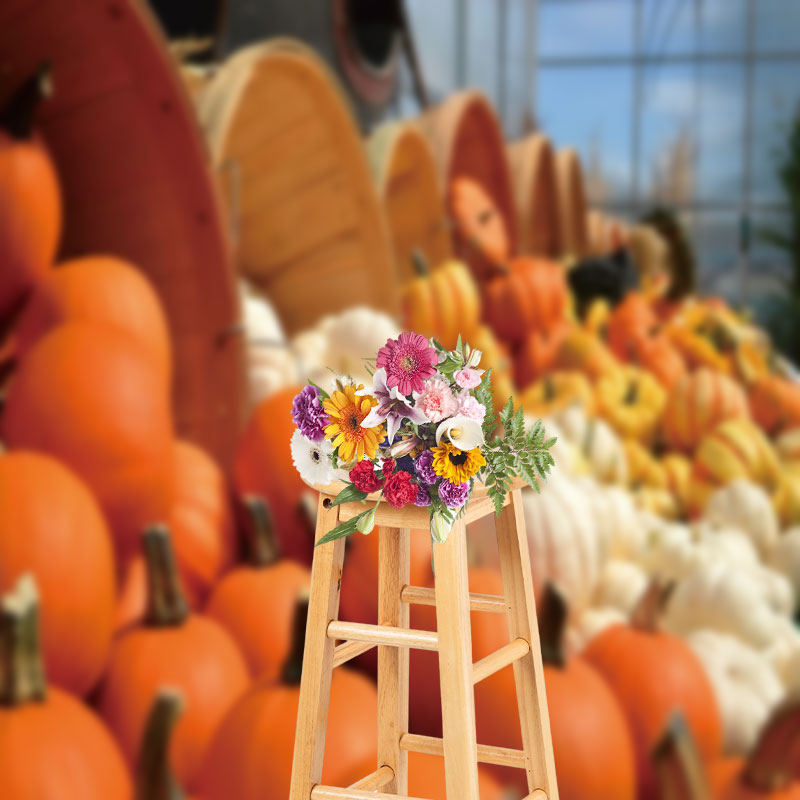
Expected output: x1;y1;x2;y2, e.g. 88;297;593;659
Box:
290;331;555;545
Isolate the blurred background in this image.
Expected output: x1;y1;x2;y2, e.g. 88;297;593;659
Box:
0;1;799;799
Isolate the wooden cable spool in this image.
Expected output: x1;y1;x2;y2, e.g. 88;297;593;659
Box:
200;38;398;335
366;120;452;284
417;90;517;267
506;133;562;258
0;0;244;471
556;147;590;259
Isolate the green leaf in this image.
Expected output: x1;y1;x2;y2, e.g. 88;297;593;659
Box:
307;380;329;399
330;484;369;506
315;512;372;546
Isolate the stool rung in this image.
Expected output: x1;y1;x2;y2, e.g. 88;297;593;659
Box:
525;792;548;800
311;787;426;800
327;620;438;651
348;765;394;790
399;733;528;769
472;637;530;684
332;640;375;668
400;585;506;614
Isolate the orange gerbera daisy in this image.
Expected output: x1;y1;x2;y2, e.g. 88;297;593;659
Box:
323;384;383;463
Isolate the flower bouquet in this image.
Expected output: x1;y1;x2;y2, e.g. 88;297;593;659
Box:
290;331;556;545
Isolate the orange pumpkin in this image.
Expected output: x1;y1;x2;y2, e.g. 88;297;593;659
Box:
512;323;568;390
539;585;636;800
401;254;481;348
3;323;175;563
0;575;132;799
521;370;595;417
0;452;116;697
483;256;568;344
632;332;687;389
206;497;311;680
0;64;62;320
662;369;750;453
234;386;315;565
606;292;659;360
556;325;619;380
583;583;723;800
99;527;250;789
197;596;378;800
449;175;510;279
14;255;172;379
667;322;732;375
748;374;800;435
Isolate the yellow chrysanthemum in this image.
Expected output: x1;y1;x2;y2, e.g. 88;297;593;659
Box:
431;442;486;484
323;384;382;463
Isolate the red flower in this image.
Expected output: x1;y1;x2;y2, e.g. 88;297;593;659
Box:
349;459;383;493
381;458;396;478
383;470;418;509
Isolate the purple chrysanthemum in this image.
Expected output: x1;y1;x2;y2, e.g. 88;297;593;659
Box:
414;450;438;485
376;332;438;396
291;385;329;442
438;479;470;509
414;484;432;507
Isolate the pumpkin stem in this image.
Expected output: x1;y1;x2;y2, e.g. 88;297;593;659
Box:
652;713;711;800
135;689;185;800
0;62;52;140
538;582;567;668
143;526;189;628
623;379;640;405
282;591;310;685
631;579;673;632
0;573;46;706
543;376;556;402
239;495;281;567
411;249;430;277
742;694;800;792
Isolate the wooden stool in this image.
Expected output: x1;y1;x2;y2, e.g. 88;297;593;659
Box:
289;481;558;800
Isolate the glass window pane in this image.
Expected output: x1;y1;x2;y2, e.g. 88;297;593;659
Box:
641;0;696;56
537;66;633;204
701;0;746;53
751;60;800;204
539;0;634;59
697;63;745;203
465;0;499;100
692;211;744;297
756;0;800;52
639;64;696;205
405;0;458;102
750;210;793;286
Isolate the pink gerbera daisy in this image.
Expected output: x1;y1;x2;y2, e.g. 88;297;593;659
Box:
376;332;438;395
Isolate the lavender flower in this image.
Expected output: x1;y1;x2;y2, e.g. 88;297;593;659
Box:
438;479;470;509
414;450;437;485
414;484;432;507
292;384;329;442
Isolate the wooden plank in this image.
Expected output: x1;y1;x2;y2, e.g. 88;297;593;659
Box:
288;498;347;800
400;585;505;614
399;733;527;770
332;640;375;668
311;787;426;800
472;638;530;685
348;765;395;791
495;490;559;798
432;519;481;799
378;526;410;794
327;621;437;652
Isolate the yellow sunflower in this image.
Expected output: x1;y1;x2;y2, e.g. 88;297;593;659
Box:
323;384;383;463
431;442;486;484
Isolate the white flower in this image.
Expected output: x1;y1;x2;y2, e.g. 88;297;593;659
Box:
431;511;454;544
466;348;482;368
290;430;336;485
435;415;485;451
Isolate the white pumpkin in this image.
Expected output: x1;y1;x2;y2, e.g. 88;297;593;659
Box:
239;281;297;410
704;480;779;558
687;629;784;755
594;559;648;615
579;479;642;561
764;616;800;693
639;513;703;583
663;560;779;649
770;526;800;610
535;417;578;476
553;405;628;485
565;606;627;656
521;472;603;613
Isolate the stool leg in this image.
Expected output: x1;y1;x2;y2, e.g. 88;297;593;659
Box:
433;519;481;800
289;497;347;800
496;490;559;798
377;526;410;794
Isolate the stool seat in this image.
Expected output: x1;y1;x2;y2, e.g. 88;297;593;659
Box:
289;483;559;800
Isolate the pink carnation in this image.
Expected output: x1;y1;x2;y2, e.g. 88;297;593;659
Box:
416;377;458;422
454;367;483;389
457;391;486;423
